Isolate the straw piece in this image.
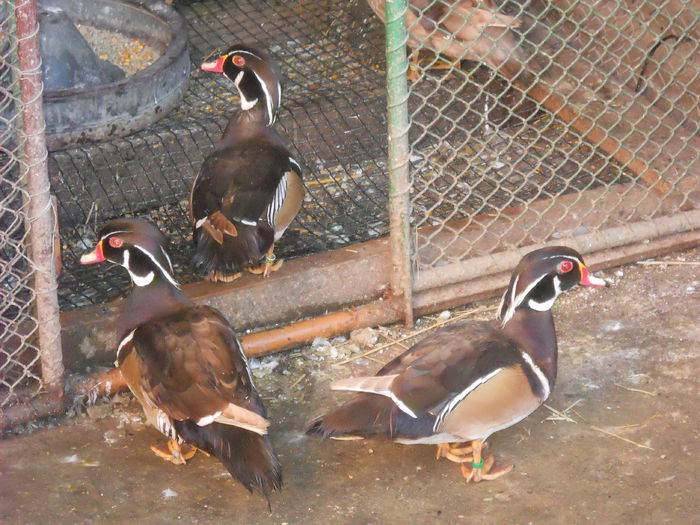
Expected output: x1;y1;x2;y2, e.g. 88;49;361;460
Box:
590;425;655;450
289;373;307;390
614;383;657;396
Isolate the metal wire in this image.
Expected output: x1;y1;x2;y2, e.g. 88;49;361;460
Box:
1;0;44;407
394;0;699;272
47;0;698;308
52;0;392;310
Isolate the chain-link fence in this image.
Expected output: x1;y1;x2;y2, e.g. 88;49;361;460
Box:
1;0;63;412
382;0;699;301
2;0;698;423
52;0;391;311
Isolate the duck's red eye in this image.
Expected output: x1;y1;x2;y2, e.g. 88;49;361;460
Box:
108;237;123;248
559;260;574;273
232;55;245;67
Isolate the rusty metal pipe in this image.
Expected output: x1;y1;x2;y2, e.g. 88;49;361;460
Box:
242;297;402;356
15;0;65;393
0;391;65;431
415;209;700;293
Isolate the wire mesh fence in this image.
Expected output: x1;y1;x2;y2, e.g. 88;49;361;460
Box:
52;0;391;310
1;0;47;407
393;0;699;274
1;0;699;424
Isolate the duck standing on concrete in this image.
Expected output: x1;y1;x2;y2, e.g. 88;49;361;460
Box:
81;218;281;501
307;246;607;482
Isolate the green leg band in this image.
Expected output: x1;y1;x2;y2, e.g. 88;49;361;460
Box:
472;458;484;469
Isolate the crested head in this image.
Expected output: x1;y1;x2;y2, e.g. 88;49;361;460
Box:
201;44;282;127
498;246;607;327
80;218;178;288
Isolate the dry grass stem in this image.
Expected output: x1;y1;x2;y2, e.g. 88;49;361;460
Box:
543;399;584;423
336;305;498;366
590;425;654;450
614;383;658;396
289;373;307;390
610;414;662;432
378;331;410;350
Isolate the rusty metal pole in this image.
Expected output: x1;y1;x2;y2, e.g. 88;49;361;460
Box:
15;0;65;393
385;0;414;326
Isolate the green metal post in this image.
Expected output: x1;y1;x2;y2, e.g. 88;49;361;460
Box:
385;0;414;326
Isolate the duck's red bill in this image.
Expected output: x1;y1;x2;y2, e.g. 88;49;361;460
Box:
579;265;607;287
201;56;225;73
80;241;105;265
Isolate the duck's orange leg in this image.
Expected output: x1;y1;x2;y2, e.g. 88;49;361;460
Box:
150;439;197;465
459;440;513;482
246;245;284;277
436;442;474;463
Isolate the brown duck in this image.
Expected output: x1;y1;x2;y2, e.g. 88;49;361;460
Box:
81;218;281;501
307;246;607;482
191;44;304;282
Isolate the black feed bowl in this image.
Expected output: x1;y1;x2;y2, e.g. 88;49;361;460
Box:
40;0;190;151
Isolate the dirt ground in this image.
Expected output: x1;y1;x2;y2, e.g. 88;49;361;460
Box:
2;247;699;525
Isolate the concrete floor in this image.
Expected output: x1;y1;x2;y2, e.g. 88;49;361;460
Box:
2;248;699;524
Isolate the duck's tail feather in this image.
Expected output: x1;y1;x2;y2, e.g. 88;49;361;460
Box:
192;223;273;279
305;395;396;439
175;420;282;504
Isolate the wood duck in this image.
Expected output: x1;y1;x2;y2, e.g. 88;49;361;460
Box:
80;218;282;501
307;246;607;482
366;0;521;77
191;44;304;282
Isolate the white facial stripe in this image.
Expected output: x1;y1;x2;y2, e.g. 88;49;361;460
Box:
500;255;583;326
234;50;263;61
240;95;258;110
99;230;129;242
500;274;520;326
131;270;155;287
289;156;301;173
277;80;282;114
160;245;174;274
234;70;258;110
133;244;179;287
230;50;278;125
251;69;274;125
433;368;503;432
528;275;561;311
240;218;257;226
520;351;551;400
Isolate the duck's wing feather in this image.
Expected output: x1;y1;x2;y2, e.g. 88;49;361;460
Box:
332;321;523;418
192;140;295;229
120;305;269;434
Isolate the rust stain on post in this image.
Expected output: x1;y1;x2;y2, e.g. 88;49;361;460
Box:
16;0;65;392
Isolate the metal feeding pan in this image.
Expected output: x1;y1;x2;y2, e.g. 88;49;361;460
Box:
40;0;190;151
